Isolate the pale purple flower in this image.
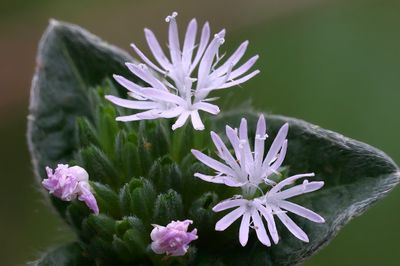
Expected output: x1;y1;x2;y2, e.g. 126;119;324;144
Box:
106;12;259;130
212;173;324;246
213;197;276;247
191;114;288;196
192;115;325;246
150;219;198;256
260;173;325;243
42;164;99;214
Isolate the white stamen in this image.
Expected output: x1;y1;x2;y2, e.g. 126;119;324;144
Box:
302;180;309;191
214;33;225;44
165;11;178;22
256;134;267;141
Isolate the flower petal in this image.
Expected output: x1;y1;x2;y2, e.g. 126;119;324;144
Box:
269;173;315;195
167;12;181;65
273;206;309;242
138;87;186;105
274;180;324;199
228;55;259;80
226;125;242;160
190;110;205;130
197;29;226;90
190;22;210;73
182;18;197;70
212;198;247;212
277;200;325;223
239;211;251;246
116;110;160;122
255;202;279;244
212;40;249;77
172;111;190;130
217;70;260;89
144;28;171;70
262;123;289;171
105;95;160;110
125;63;169;92
113;74;144;93
251;208;271;246
210;131;242;174
254;114;266;169
130;43;166;74
192;101;220;115
191;149;237;177
194;173;244;187
215;206;246;231
239;118;253;170
158;106;184;118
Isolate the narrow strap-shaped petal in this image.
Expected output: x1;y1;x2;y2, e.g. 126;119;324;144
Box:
182;18;198;71
113;74;144;93
130;43;166;74
226;125;242;161
116;110;161;122
239;211;251;246
277;200;325;223
271;139;288;169
269;173;315;195
274;180;324;199
191;149;237;177
158;106;184;118
255;202;279;244
227;55;259;80
194;173;244;187
273;205;309;242
215;206;246;231
251;208;271;246
138;88;186;105
192;101;220;114
172;111;190;130
190;22;210;73
167;12;181;65
126;63;169;92
136;110;164;119
194;173;226;185
197;63;233;93
211;131;243;175
263;140;288;178
105;95;160;110
144;28;172;70
262;123;289;170
212;40;249;77
212;198;248;212
217;70;260;89
197;29;226;90
190;110;205;130
254;114;267;170
239;118;254;169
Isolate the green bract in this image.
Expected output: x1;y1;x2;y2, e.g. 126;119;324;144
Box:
28;21;400;265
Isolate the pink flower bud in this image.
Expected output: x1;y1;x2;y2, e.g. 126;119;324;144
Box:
42;164;99;214
150;220;198;256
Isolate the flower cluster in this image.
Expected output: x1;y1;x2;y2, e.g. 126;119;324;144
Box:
150;220;198;256
106;12;259;130
41;12;325;258
42;164;99;214
192;115;324;246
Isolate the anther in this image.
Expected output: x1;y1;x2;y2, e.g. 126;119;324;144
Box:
214;33;225;44
165;11;178;22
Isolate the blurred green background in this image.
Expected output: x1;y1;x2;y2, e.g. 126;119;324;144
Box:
0;0;399;265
